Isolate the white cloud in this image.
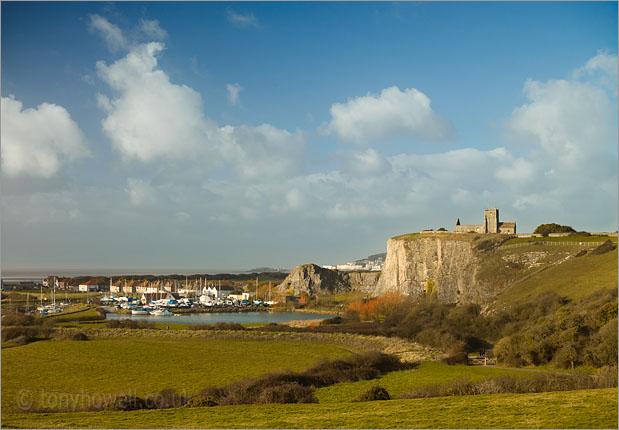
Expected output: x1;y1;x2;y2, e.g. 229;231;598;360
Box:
495;157;535;185
574;50;618;95
324;85;454;144
89;14;127;52
1;95;89;178
96;42;214;162
579;51;618;77
346;148;390;176
219;124;305;182
125;178;157;206
138;19;168;40
226;83;243;105
226;9;259;28
507;78;614;170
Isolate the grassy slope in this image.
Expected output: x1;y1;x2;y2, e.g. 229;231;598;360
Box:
491;248;618;307
2;388;616;429
315;361;527;403
1;337;352;410
503;235;618;245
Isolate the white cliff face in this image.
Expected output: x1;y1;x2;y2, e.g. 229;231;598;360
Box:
375;236;494;304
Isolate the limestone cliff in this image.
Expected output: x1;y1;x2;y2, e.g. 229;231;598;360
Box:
375;234;496;304
276;264;380;296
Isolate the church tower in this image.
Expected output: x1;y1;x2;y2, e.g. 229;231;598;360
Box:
483;208;499;233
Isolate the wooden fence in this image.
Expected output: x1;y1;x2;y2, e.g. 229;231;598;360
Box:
498;241;605;251
468;356;497;366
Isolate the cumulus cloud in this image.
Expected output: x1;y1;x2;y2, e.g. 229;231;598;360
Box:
1;95;89;178
226;9;259;28
574;50;618;95
96;42;214;162
89;14;127;52
138;18;168;40
226;83;243;105
507;78;614;170
324;86;454;144
345;148;390;176
579;51;618;77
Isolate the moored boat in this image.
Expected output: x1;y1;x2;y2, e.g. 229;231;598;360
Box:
150;308;172;316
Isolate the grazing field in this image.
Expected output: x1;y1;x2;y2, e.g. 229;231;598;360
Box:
1;336;353;411
315;361;529;403
491;249;618;306
2;388;616;429
502;235;618;245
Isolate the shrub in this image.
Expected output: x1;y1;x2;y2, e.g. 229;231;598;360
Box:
187;322;245;331
356;385;391;401
590;240;616;255
106;319;154;329
256;382;317;404
533;223;575;235
596;366;618;388
184;395;218;408
8;335;31;345
1;325;55;342
575;250;588;257
55;330;89;341
320;316;343;325
441;342;469;365
103;394;148;411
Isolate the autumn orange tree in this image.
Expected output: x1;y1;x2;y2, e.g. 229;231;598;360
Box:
346;293;407;322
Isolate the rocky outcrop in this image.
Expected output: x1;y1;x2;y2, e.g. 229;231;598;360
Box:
276;264;380;296
375;235;495;304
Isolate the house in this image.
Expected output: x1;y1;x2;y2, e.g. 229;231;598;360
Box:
201;285;235;299
78;281;102;292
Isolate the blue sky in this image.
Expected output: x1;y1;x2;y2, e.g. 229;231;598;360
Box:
1;1;618;274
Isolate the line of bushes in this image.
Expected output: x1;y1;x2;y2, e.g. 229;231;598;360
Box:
186;322;245;331
105;320;155;329
401;367;617;399
1;314;56;344
97;352;409;412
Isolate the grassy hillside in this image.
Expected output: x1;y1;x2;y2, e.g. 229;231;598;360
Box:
2;388;616;429
1;336;352;411
490;248;617;307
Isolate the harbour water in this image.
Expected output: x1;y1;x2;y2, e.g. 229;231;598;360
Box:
105;311;335;325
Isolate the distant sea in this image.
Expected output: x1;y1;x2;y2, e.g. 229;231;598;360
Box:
1;267;256;280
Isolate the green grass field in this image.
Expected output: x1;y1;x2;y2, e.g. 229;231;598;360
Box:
503;235;618;245
2;388;616;429
315;361;529;403
491;248;618;307
1;336;353;411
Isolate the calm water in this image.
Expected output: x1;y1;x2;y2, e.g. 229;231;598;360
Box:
105;311;335;325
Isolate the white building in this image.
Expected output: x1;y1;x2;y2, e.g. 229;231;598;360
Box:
78;283;102;292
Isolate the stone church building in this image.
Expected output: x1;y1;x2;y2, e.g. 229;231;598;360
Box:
456;208;516;234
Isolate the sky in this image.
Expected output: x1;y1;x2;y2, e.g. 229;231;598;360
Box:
1;1;618;275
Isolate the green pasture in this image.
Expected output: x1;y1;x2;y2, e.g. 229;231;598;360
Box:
491;249;618;306
1;336;352;411
2;388;616;429
502;235;618;245
315;361;528;403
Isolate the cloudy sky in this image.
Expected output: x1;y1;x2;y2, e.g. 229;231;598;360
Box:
1;2;617;274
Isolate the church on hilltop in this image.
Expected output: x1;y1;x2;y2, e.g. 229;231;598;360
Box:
455;208;516;234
